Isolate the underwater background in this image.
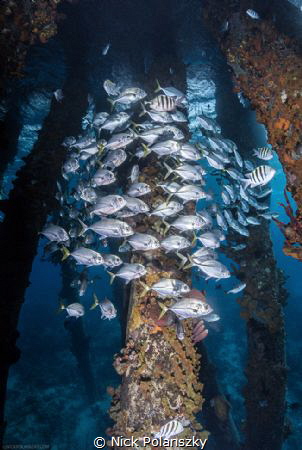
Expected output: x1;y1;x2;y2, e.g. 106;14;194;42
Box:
1;0;302;449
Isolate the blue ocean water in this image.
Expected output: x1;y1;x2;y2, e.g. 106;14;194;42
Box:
2;1;302;449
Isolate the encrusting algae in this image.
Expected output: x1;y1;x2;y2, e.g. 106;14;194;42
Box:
107;153;208;445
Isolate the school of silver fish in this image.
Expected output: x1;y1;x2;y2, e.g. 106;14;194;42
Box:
42;78;277;340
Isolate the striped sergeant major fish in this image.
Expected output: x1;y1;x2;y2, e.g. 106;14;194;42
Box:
146;94;184;112
242;165;276;189
253;147;274;160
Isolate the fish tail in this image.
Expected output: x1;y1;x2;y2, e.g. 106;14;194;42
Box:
176;96;185;106
97;142;105;156
154;79;161;93
196;143;205;155
57;298;65;314
108;271;116;284
78;218;88;236
90;293;99;310
163;162;173;180
139;281;150;296
131;121;139;129
158;301;168;320
107;98;115;112
139;102;147;118
166;193;173;203
141;143;150;157
241;179;251;190
183;255;193;270
61;246;70;261
192;232;197;244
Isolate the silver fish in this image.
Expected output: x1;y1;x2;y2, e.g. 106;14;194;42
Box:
62;136;76;147
148;140;181;157
79;187;97;204
102;253;123;268
159;297;213;320
73;135;96;150
79;142;99;157
111;87;147;106
109;263;147;284
62;157;80;178
259;212;278;220
150;200;183;218
233;148;243;168
224;184;236;202
170;215;209;233
164;162;204;183
197;259;231;280
241;199;250;213
41;224;69;243
203;312;220;322
198;115;221;133
147;278;190;298
62;247;104;266
100;112;131;133
252;187;272;198
164;125;185;141
155;81;185;99
91;168;116;187
102;42;111;55
123;195;150;213
197;231;221;249
129;164;140;183
93;112;109;128
127;182;151;197
231;243;247;251
91;294;117;320
171;110;187;123
128;233;160;251
89;195;126;216
140;104;173;123
221;190;231;205
246;9;260;19
178;143;201;162
158;181;181;194
79;218;134;238
246;216;261;225
173;185;210;203
103;79;120;97
54;89;64;102
102;149;127;169
160;235;191;253
190;247;218;266
61;302;84;318
175;318;185;340
216;210;228;231
105;130;136;150
227;282;246;294
204;153;225;170
237;209;248;226
225;167;243;180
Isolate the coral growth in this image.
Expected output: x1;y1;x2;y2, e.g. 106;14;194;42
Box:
107;156;208;445
0;0;65;89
